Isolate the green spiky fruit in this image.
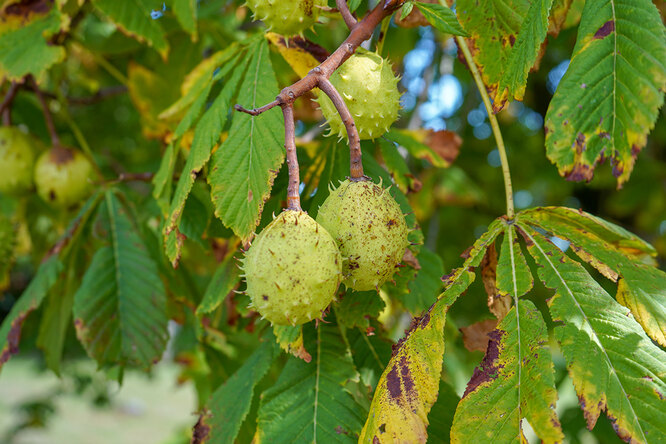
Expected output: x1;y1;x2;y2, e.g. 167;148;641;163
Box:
246;0;326;36
316;179;409;291
0;127;35;195
243;210;342;326
34;146;93;208
317;48;401;140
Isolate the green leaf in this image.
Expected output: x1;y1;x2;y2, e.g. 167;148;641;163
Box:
377;138;411;193
152;143;176;216
359;220;503;442
497;0;555;104
0;9;66;81
544;0;666;186
346;325;392;392
496;225;533;299
457;0;530;112
519;225;666;443
196;338;278;444
401;2;414;20
256;321;366;442
73;192;169;370
336;290;386;329
0;256;62;371
93;0;169;58
171;0;197;39
450;300;563;443
208;37;285;241
273;324;311;362
163;51;246;266
196;253;241;317
518;207;665;347
414;2;468;36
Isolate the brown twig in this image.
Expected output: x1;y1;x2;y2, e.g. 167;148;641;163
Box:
234;0;405;182
336;0;358;30
31;78;60;147
282;104;302;211
318;78;363;179
1;81;20;125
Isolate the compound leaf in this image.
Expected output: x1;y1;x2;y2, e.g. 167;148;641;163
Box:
544;0;666;185
450;300;563;444
359;220;504;443
519;224;666;444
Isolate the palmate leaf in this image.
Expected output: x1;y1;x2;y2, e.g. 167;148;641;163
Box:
208;37;285;241
92;0;169;58
544;0;666;186
518;225;666;443
163;50;246;265
360;220;504;443
496;225;533;301
73;191;169;371
518;207;666;346
194;338;278;444
450;300;563;443
256;321;367;443
0;9;67;81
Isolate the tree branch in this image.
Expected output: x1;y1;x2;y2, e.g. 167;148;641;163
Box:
282;104;302;211
0;81;20;125
233;0;405;181
336;0;358;30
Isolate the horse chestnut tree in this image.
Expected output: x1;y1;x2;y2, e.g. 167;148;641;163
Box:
0;1;665;444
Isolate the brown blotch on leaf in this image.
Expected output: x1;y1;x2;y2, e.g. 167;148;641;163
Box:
399;355;416;398
191;414;210;444
247;190;253;202
386;365;402;400
0;313;31;366
566;164;594;182
424;129;462;165
594;20;615;39
463;328;506;398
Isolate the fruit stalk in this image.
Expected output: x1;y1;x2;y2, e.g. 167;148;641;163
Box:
336;0;357;29
281;104;302;211
318;78;363;179
455;35;515;218
235;0;405;180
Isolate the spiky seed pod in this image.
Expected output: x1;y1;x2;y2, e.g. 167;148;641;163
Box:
0;127;36;195
246;0;326;36
34;146;93;208
316;179;409;291
317;48;401;140
243;210;342;326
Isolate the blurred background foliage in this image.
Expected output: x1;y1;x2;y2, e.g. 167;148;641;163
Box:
0;0;663;442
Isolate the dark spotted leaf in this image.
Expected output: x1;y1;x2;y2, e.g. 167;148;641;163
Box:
359;220;504;443
518;206;665;347
519;224;666;443
544;0;666;185
73;192;169;371
208;37;285;242
450;300;563;443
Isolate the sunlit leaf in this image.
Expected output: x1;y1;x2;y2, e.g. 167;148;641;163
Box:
519;225;666;443
414;2;468;36
451;300;563;443
544;0;666;185
208;37;285;241
266;32;325;80
360;220;504;443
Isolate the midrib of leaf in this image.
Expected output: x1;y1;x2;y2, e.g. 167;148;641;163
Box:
609;0;617;151
246;41;263;212
361;330;384;371
106;193;125;363
313;325;321;442
507;226;522;436
520;226;646;442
